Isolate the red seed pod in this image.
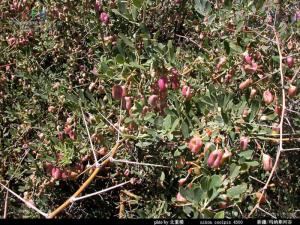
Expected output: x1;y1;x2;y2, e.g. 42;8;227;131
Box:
178;178;187;186
244;62;258;74
286;56;294;68
288;85;297;97
263;90;274;105
207;149;223;168
148;95;159;107
188;136;203;154
100;12;109;24
112;85;125;100
44;162;54;173
262;153;273;172
239;78;253;90
221;148;232;165
158;76;168;92
176;192;187;202
216;56;227;70
243;52;253;64
250;88;257;99
170;76;180;90
124;169;130;177
240;136;249;150
122;96;132;110
255;192;267;204
181;85;192;99
51;167;62;180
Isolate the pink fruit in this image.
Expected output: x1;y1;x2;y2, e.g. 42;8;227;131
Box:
100;12;109;24
207;149;223;168
188;136;203;154
171;68;179;76
221;148;232;165
158;76;168;92
178;178;187;186
112;85;125;100
124;169;130;177
51;167;62;180
263;90;274;105
286;56;294;68
122;96;132;110
148;95;158;107
244;62;258;74
170;76;180;90
243;52;253;64
262;154;273;172
216;56;227;70
68;130;76;140
176;192;187;202
181;85;192;99
288;85;297;97
240;136;249;150
250;88;257;99
239;78;253;90
44;162;54;173
95;0;102;12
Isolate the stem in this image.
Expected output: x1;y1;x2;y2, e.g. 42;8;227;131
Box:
47;140;123;218
247;25;286;219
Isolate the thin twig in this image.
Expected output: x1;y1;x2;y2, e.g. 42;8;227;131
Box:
281;148;300;152
0;183;48;218
3;190;9;219
247;25;286;219
257;206;277;219
72;180;132;202
80;106;99;167
47;140;124;218
110;158;170;168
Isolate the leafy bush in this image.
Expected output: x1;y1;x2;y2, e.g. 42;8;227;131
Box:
0;0;299;219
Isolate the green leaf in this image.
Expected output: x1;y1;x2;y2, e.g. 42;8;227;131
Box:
170;118;180;133
116;54;124;64
238;150;253;159
132;0;144;8
210;175;222;189
244;161;259;167
163;114;172;130
226;183;247;198
119;33;135;48
194;0;212;16
230;163;241;179
174;149;181;157
214;211;225;219
193;188;205;203
181;121;189;139
224;0;232;8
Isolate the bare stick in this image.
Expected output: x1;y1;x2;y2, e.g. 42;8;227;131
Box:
247;25;286;219
80;106;99;167
0;183;48;218
3;190;9;219
110;158;170;168
281;148;300;152
257;206;277;219
72;180;132;202
47;140;123;218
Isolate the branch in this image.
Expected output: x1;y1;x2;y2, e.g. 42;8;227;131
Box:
0;183;48;218
47;140;123;219
71;180;132;202
80;106;99;167
247;25;286;219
